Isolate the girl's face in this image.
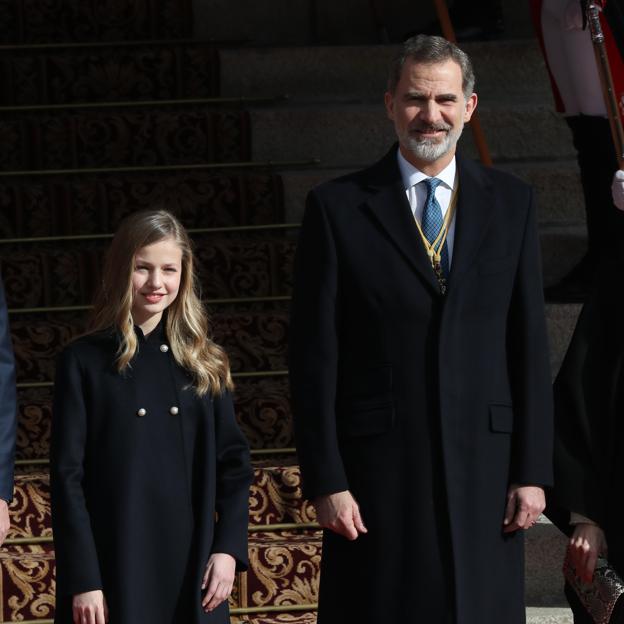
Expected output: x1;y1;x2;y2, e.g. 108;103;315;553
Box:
131;237;183;333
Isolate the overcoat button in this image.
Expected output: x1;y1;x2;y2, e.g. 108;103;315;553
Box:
169;406;179;415
137;408;147;417
160;344;169;353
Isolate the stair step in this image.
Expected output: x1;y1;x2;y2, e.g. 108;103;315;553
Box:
231;614;316;624
234;608;573;624
221;40;552;104
0;521;576;620
15;374;294;461
526;607;572;623
0;222;587;310
0;171;285;237
9;464;315;540
0;0;192;45
0;235;296;307
14;376;294;460
0;531;320;621
250;103;575;168
0;42;219;106
0;107;251;171
10;304;291;383
9;299;580;386
525;520;568;608
232;609;573;624
281;161;585;225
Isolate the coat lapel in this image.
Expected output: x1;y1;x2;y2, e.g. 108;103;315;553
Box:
447;154;496;288
362;148;440;294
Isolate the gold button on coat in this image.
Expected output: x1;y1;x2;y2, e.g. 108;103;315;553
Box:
137;408;147;417
169;406;179;415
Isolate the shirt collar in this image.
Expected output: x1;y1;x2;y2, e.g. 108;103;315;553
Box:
397;147;457;191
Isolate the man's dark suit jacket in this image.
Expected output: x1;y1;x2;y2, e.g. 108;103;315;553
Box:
0;277;16;502
289;145;554;624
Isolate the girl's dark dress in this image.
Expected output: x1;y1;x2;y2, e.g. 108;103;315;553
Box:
548;274;624;623
51;322;252;623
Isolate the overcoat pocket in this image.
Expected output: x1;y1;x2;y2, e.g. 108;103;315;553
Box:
489;404;514;433
337;398;395;438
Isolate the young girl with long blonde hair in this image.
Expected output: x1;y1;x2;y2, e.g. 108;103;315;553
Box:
51;210;252;624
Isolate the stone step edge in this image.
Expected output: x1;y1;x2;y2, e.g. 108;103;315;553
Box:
0;38;243;52
15;371;289;390
0;607;572;624
0;221;586;249
5;298;583;318
0;158;321;179
4;526;322;546
0;95;288;115
1;223;298;247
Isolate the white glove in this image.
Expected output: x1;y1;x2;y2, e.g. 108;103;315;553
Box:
612;170;624;211
563;0;585;31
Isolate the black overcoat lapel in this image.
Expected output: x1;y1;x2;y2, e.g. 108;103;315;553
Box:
362;148;440;294
448;154;496;287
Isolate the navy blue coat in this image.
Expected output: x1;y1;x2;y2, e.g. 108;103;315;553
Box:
289;147;554;624
51;322;252;623
0;277;16;502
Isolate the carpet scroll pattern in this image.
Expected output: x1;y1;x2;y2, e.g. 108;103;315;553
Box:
0;469;320;622
0;5;319;621
0;109;251;171
1;237;295;307
0;44;219;106
0;173;284;236
0;0;193;44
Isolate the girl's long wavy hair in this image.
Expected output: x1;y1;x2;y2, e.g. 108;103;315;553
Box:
89;209;233;396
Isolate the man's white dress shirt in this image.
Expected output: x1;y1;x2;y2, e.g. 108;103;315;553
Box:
397;148;458;267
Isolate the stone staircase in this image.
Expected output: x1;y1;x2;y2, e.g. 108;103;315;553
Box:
0;1;586;622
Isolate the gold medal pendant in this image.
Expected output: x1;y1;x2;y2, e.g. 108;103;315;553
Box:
432;260;447;296
413;174;458;298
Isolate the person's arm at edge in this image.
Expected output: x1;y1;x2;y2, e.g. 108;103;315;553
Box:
288;189;366;540
50;347;103;596
0;277;16;545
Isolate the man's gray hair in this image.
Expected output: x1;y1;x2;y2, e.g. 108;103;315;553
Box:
387;34;476;98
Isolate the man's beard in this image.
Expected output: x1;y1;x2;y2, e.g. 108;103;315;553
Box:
402;121;464;162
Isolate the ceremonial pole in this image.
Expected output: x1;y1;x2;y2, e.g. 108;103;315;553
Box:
432;0;493;166
586;0;624;169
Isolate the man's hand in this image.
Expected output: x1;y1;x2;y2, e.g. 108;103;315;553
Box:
503;484;545;533
314;490;368;540
201;552;236;613
568;523;608;584
72;590;108;624
0;499;9;546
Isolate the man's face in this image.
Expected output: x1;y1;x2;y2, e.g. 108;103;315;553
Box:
384;58;477;169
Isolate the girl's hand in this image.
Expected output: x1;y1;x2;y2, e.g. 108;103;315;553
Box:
72;590;108;624
201;552;236;612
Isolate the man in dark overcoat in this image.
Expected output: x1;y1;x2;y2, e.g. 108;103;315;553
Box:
0;277;16;545
289;35;554;624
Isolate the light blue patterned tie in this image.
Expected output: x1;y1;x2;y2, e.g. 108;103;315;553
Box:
421;177;449;279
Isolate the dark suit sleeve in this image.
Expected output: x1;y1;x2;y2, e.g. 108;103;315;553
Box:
289;189;349;500
50;347;103;596
211;390;252;571
507;188;554;487
0;278;16;502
